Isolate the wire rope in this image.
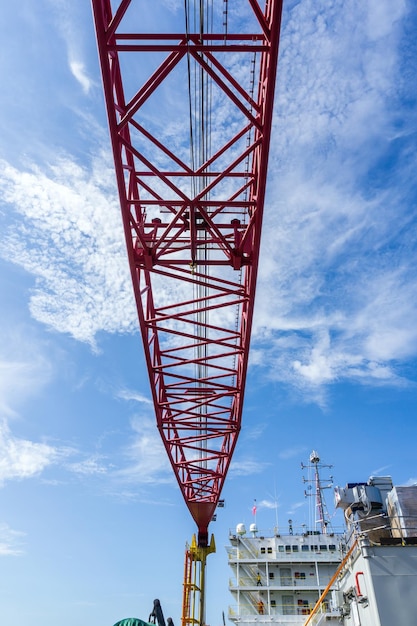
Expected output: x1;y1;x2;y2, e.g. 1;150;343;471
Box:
184;0;196;177
184;0;211;467
184;1;256;467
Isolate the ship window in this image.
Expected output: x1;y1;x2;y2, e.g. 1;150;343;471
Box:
297;600;310;615
301;545;309;552
271;600;276;607
311;545;318;551
329;544;336;551
285;545;291;552
267;547;273;554
292;545;299;552
319;545;327;551
261;547;266;554
278;545;285;552
269;572;275;579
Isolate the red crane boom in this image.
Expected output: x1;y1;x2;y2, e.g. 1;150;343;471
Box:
92;0;283;546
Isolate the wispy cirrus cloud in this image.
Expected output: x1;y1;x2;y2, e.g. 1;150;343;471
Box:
257;499;279;510
117;388;152;405
0;353;51;420
0;523;25;556
229;457;271;478
69;61;93;94
46;0;95;94
0;156;137;348
371;464;392;477
251;0;417;401
67;454;110;477
0;0;416;411
278;447;308;461
114;416;172;485
0;329;74;485
0;419;61;485
286;501;306;516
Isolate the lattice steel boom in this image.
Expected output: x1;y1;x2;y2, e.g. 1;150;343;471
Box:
92;0;283;546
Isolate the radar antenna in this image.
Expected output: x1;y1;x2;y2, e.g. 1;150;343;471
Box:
302;450;334;534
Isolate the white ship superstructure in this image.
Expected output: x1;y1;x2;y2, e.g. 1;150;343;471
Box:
329;475;417;626
227;527;345;624
226;452;345;625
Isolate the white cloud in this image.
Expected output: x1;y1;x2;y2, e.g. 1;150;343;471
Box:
115;416;173;485
0;356;50;419
0;523;25;557
69;60;93;94
358;271;417;362
0;0;415;408
229;457;270;477
286;501;305;516
248;0;417;399
67;455;109;476
0;329;52;418
366;0;407;40
257;499;279;510
45;0;94;94
0;155;137;347
117;388;152;405
278;446;308;461
0;419;60;485
242;424;267;441
0;330;71;485
370;464;392;476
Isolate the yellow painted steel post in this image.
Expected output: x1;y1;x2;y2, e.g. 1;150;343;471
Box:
182;535;216;626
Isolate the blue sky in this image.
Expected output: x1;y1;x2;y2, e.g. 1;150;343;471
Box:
1;0;417;624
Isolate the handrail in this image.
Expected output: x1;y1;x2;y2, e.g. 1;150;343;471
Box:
303;540;358;626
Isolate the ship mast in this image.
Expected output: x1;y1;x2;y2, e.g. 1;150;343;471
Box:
302;450;333;534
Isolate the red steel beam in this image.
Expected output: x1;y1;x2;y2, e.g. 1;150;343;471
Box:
92;0;283;546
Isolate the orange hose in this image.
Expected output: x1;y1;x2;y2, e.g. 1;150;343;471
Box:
303;540;358;626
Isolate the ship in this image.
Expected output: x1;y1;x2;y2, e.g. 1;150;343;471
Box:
226;452;346;624
226;455;417;626
330;474;417;626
